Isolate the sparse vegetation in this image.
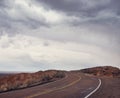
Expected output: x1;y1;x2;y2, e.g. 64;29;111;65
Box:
80;66;120;77
53;71;65;78
0;70;65;93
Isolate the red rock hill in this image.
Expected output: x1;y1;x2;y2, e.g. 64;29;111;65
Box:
81;66;120;77
0;70;65;93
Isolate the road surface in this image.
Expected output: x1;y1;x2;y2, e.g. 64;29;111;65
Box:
0;72;101;98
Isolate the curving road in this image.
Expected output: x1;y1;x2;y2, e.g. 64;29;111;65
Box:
0;72;101;98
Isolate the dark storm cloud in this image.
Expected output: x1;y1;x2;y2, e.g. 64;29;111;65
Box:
0;0;120;32
0;0;12;8
36;0;108;17
34;0;120;46
0;0;120;71
36;0;83;14
0;0;49;34
110;0;120;14
0;0;119;47
36;0;120;26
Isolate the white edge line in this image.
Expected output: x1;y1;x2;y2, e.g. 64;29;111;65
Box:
84;78;101;98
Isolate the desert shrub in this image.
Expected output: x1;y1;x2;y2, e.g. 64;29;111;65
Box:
42;75;51;82
0;70;65;92
53;71;65;78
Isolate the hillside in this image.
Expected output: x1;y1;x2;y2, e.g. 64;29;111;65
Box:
0;70;65;93
80;66;120;77
0;66;119;94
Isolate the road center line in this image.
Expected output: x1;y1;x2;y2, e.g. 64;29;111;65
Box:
84;78;101;98
24;75;81;98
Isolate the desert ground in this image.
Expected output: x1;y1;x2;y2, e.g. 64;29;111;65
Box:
0;66;119;98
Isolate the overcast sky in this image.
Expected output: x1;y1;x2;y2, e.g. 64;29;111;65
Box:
0;0;120;72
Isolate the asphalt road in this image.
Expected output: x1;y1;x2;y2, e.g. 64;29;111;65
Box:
89;77;120;98
0;72;100;98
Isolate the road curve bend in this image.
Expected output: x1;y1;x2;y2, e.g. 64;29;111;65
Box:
0;72;100;98
84;79;101;98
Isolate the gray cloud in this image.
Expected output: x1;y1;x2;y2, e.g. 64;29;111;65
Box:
0;0;50;34
0;0;12;8
0;0;120;71
0;0;120;33
36;0;109;16
36;0;120;29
